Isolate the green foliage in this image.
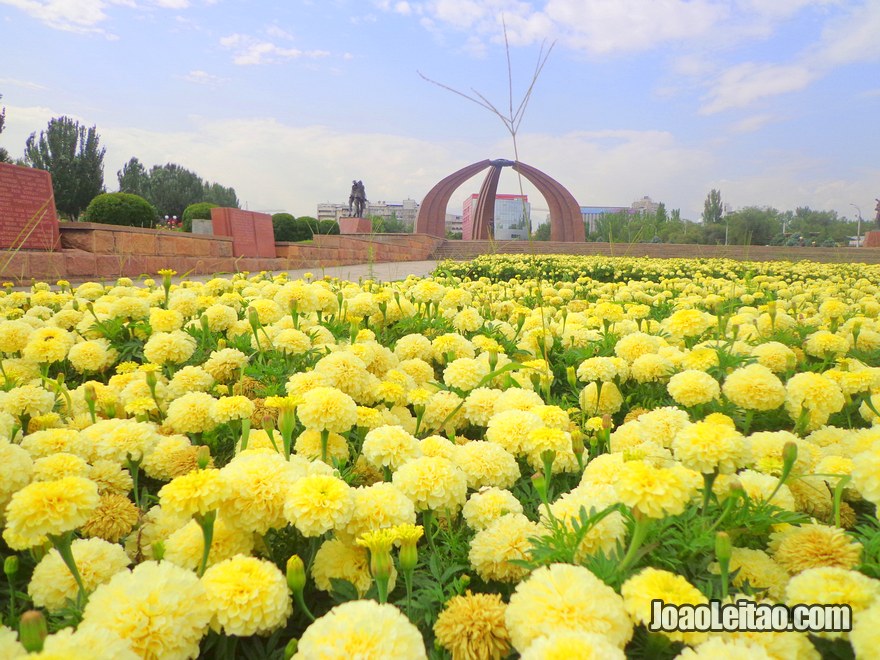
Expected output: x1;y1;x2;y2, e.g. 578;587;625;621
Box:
24;116;106;219
703;188;723;224
82;192;157;228
533;222;551;240
0;93;9;163
182;202;218;231
117;159;239;219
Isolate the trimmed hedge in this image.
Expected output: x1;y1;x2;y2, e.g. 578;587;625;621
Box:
272;214;340;242
82;193;157;228
182;202;218;232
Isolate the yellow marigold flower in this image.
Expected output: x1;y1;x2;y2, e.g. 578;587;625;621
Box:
667;370;721;407
722;363;787;411
506;563;632;651
751;341;797;373
709;547;790;601
340;482;416;542
79;560;211;659
520;631;625;659
81;492;140;542
672;421;749;474
166;365;214;399
29;625;137;660
543;485;625;560
78;417;160;464
158;468;229;518
422;390;466;433
284;474;354;537
443;357;488;391
32;451;89;481
163;513;253;570
1;383;55;418
677;637;774;659
213;395;255;423
614;461;699;519
463;388;503;427
294;428;349;462
804;330;849;358
681;347;720;371
468;514;541;583
149;307;184;332
434;591;511;660
785;567;880;639
576;356;629;383
666;308;713;338
578;381;624;416
0;319;33;354
87;459;134;496
614;331;663;362
311;539;397;596
203;347;249;382
165;391;219;434
296;386;358;433
784;372;845;431
852;446;880;507
769;524;862;573
522;427;579;474
622;568;708;645
630;352;674;383
737;469;796;510
356;527;398;554
493;387;544;414
362;425;422;471
485;409;544;455
142;435;201;481
453;439;520;489
22;326;74;363
28;537;130;612
852;602;880;658
202;555;292;637
3;476;100;549
68;338;117;373
392;456;468;512
294;600;426;659
142;330;196;365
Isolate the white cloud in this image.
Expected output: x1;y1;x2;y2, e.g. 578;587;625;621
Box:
0;0;204;32
394;1;412;15
265;24;293;40
181;70;228;85
728;113;777;133
220;33;331;65
3;102;874;223
0;77;46;90
700;62;816;114
813;0;880;66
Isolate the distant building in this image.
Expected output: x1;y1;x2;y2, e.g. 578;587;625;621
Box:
579;196;661;233
631;195;660;215
317;198;420;227
580;206;632;234
316;203;348;222
445;213;463;235
462;194;530;240
367;198;419;228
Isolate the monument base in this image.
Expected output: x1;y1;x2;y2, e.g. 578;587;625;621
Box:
338;217;373;234
864;231;880;248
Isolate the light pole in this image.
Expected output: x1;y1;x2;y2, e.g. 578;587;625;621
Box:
851;203;862;247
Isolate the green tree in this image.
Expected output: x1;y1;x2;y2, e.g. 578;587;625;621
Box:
117;157;150;198
146;163;204;218
203;181;239;208
655;202;668;225
533;222;551;240
0;94;9;163
24;116;105;218
702;189;723;224
725;207;781;245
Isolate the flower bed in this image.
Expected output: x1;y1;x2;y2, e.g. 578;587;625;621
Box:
0;256;879;658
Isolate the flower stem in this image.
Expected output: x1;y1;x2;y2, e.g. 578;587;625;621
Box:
618;514;651;575
320;429;330;464
50;532;87;608
701;470;718;515
195;510;217;577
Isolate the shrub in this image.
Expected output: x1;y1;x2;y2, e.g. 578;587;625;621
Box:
309;219;340;236
273;213;309;242
182;202;218;232
82;192;157;228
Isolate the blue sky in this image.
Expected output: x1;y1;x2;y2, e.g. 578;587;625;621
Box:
1;0;879;223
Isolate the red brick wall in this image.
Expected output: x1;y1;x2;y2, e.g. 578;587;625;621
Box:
0;162;60;251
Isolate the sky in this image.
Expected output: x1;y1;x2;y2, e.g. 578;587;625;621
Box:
1;0;879;224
